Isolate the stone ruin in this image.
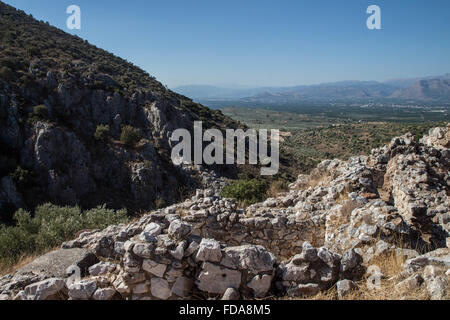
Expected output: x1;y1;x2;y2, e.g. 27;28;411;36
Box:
0;124;449;300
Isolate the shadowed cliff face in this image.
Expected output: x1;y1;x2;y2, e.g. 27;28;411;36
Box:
0;2;239;216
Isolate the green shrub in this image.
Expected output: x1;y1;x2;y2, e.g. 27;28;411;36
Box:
27;105;50;126
0;66;14;81
120;125;140;147
0;204;128;269
33;105;49;119
94;125;110;142
221;178;268;206
92;80;106;90
143;160;152;168
83;205;128;230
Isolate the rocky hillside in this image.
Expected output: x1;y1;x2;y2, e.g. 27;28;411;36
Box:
0;2;240;221
232;78;450;103
0;124;448;300
391;79;450;100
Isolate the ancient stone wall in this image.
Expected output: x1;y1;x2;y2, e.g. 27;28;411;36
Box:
1;125;449;300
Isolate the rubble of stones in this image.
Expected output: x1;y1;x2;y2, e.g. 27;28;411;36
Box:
0;124;449;300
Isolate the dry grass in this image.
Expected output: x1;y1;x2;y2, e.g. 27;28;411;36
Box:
378;188;392;203
369;251;405;278
294;171;331;191
267;179;289;198
340;200;360;218
282;252;436;300
0;247;59;276
0;255;37;276
176;208;190;217
335;192;360;219
307;174;330;189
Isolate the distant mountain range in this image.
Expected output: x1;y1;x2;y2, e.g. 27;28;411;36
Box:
173;74;450;102
384;73;450;88
171;85;288;100
390;79;450;100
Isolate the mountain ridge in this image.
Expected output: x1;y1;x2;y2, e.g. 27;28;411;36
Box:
174;74;450;101
390;79;450;100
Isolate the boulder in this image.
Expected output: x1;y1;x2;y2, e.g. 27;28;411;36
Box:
171;276;193;298
68;279;97;300
221;287;240;300
195;239;222;263
92;287;117;300
196;262;242;294
340;249;365;280
247;274;273;298
287;283;320;297
24;278;66;300
336;279;357;299
18;248;98;278
395;274;423;295
89;262;116;276
142;259;167;277
150;278;171;300
221;245;276;274
168;219;192;241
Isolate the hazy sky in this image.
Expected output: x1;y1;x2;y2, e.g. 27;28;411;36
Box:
4;0;450;88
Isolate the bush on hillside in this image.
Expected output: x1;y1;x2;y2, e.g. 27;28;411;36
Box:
94;124;110;142
221;178;268;206
10;166;32;189
120;125;140;147
0;204;128;269
33;105;49;119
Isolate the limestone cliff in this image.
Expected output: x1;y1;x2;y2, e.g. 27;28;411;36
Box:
0;2;237;218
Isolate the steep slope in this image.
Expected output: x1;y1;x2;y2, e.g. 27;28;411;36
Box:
0;2;240;221
390;79;450;100
384;73;450;89
0;124;448;301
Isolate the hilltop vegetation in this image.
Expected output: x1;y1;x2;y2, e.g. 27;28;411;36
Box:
222;107;446;174
0;3;163;94
284;122;447;173
0;1;244;225
0;2;238;127
0;204;128;271
222;105;450;128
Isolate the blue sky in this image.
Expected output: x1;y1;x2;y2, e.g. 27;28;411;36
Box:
4;0;450;87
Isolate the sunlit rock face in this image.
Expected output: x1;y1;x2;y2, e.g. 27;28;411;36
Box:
1;125;448;300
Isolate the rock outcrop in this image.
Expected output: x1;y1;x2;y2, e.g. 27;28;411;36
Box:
0;80;234;213
0;2;238;218
0;125;448;300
